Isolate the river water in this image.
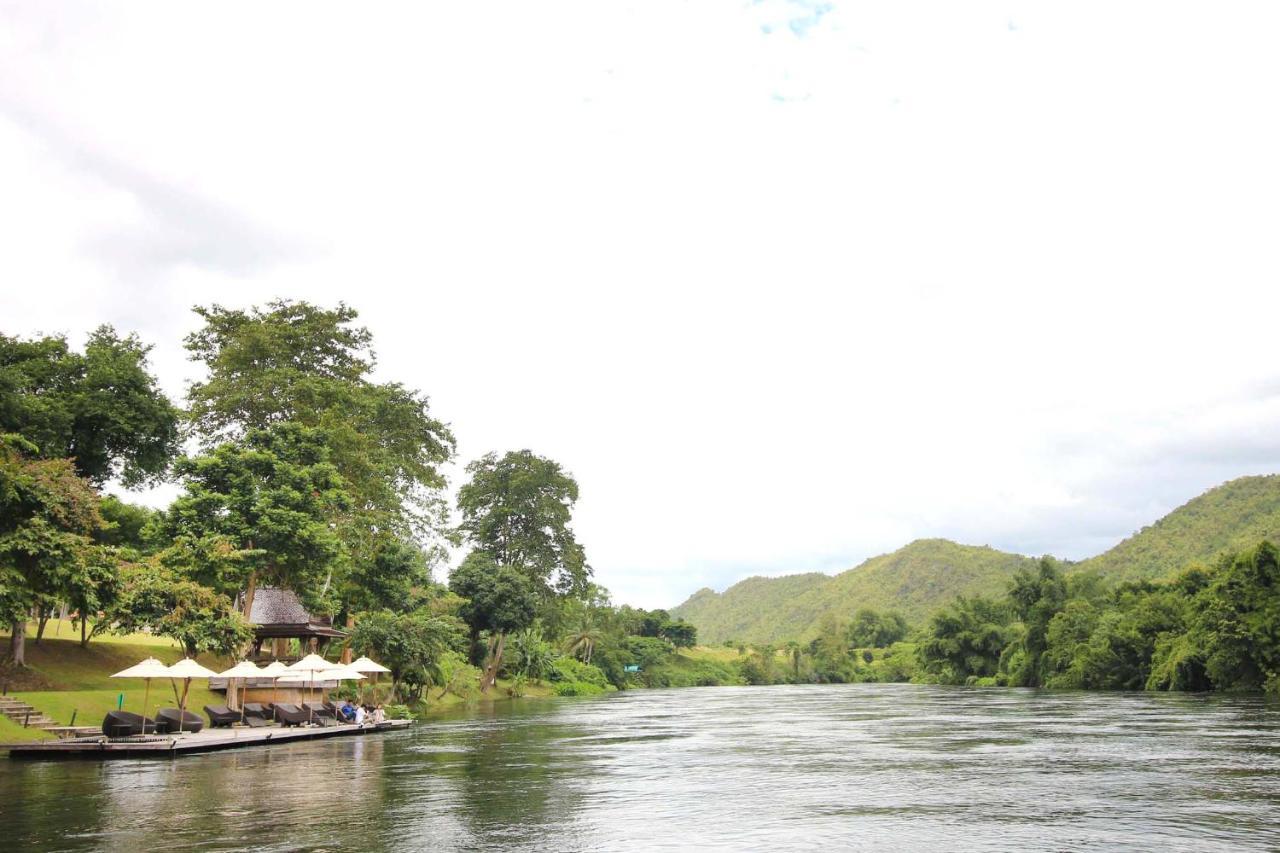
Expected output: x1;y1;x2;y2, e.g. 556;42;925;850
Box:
4;684;1280;851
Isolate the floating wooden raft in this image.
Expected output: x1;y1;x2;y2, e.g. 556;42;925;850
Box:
4;719;412;760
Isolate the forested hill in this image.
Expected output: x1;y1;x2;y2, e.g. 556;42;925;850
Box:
671;540;1037;645
1072;474;1280;581
671;475;1280;645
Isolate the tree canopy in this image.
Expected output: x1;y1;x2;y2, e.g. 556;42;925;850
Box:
457;450;589;599
0;327;179;487
163;423;349;616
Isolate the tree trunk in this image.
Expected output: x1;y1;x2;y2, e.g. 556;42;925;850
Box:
35;609;49;644
242;568;258;620
341;613;355;664
80;616;89;648
8;621;25;666
481;633;506;693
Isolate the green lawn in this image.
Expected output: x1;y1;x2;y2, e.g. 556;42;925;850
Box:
0;631;234;737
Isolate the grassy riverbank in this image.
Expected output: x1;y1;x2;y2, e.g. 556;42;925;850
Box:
0;622;230;744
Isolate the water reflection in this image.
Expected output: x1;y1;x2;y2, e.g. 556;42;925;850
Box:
4;686;1280;851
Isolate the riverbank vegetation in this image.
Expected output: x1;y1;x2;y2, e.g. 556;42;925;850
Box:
5;301;1279;716
1;301;706;720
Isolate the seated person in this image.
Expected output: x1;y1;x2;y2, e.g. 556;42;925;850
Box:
339;700;357;723
354;704;367;725
370;705;386;724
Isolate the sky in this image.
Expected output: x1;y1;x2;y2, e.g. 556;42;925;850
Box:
3;1;1280;610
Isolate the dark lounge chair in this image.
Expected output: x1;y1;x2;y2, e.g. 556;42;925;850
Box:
303;703;338;726
273;703;310;727
102;710;156;738
155;708;204;734
241;703;274;727
204;705;241;728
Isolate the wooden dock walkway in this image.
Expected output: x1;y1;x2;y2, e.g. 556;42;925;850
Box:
4;719;412;760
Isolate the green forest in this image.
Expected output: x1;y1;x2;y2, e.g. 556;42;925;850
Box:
671;476;1280;695
0;301;700;711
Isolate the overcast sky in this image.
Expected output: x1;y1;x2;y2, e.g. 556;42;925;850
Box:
4;1;1280;609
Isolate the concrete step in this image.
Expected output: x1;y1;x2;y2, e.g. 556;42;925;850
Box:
1;708;37;719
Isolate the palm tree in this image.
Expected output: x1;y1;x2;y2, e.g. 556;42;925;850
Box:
565;621;602;664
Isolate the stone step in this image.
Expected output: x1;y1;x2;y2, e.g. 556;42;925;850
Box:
1;707;36;718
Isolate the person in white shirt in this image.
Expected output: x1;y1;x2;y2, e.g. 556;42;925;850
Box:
354;704;367;725
371;706;386;724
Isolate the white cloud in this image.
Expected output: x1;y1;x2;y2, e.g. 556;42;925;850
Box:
2;1;1279;608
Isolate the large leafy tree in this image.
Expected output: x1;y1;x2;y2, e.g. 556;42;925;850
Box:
456;450;590;598
449;551;538;692
0;327;179;487
106;559;253;657
163;423;349;618
918;595;1010;684
1003;558;1069;686
0;437;104;664
351;609;466;702
1186;541;1280;691
183;301;456;585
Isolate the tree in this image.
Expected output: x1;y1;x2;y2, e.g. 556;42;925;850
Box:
449;551;538;692
183;300;456;609
1003;558;1068;686
456;450;590;599
351;609;467;702
454;450;589;692
0;437;104;664
64;546;123;647
565;620;603;664
105;560;253;657
918;596;1010;684
339;535;436;618
847;609;909;648
0;327;179;487
1184;542;1280;692
95;496;160;554
164;423;350;619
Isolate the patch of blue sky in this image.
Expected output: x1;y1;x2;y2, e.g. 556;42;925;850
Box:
753;0;835;38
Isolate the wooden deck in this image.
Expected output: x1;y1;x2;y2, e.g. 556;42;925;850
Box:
3;719;412;760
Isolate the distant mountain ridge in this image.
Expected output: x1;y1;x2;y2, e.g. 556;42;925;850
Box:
670;475;1280;645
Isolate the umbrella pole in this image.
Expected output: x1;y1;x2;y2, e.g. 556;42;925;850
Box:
143;679;152;732
178;677;191;734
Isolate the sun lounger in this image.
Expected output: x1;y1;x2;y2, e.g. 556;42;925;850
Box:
242;702;274;724
238;705;272;727
303;703;338;726
155;708;205;734
204;705;241;728
102;710;156;738
272;703;310;727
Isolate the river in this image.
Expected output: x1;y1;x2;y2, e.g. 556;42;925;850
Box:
4;684;1280;851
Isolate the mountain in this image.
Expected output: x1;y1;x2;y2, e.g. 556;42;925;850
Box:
672;540;1036;645
1072;474;1280;581
671;475;1280;645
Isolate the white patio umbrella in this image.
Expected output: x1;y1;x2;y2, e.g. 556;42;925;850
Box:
348;656;390;701
287;654;335;723
348;656;390;674
166;658;219;734
217;661;264;721
110;657;170;729
259;660;289;717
